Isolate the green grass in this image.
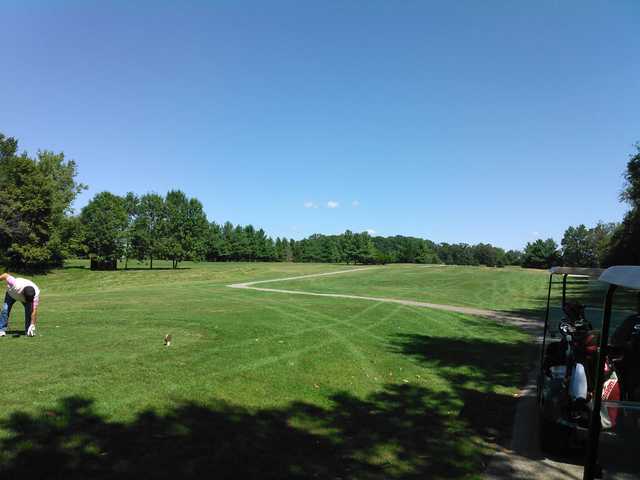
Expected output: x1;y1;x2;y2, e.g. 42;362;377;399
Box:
0;261;535;479
272;264;550;313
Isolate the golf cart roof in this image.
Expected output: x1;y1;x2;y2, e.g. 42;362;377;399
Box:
549;266;604;279
598;266;640;290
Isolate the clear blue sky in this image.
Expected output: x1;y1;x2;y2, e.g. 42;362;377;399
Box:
2;1;638;250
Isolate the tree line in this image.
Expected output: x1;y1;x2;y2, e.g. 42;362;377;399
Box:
1;131;638;270
74;198;524;268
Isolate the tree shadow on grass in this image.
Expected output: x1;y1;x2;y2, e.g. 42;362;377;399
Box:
390;333;537;449
0;385;489;480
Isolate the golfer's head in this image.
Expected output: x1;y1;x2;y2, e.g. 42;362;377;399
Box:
23;286;35;304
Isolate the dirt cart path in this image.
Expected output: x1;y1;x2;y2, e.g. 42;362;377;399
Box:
229;267;537;329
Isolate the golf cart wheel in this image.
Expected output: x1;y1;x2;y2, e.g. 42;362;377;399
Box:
539;416;570;454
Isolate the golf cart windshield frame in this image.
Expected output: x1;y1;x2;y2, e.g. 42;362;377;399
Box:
583;266;640;480
540;268;604;377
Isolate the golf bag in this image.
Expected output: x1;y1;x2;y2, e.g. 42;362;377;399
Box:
542;303;600;425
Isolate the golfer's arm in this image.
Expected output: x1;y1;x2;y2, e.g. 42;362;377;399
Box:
0;273;8;283
31;306;38;327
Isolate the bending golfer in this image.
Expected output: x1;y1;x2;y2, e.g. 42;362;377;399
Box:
0;273;40;337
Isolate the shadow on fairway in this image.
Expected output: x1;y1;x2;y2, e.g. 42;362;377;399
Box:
0;385;491;480
0;332;545;479
390;333;537;449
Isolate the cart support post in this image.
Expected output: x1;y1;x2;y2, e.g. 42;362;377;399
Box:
539;273;554;395
583;284;617;480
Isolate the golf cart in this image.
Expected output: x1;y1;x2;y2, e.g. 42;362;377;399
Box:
538;267;605;452
537;266;640;478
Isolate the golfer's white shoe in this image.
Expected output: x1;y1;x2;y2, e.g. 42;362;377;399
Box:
27;325;36;337
0;331;6;337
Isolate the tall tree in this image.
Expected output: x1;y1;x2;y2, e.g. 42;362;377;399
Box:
0;133;85;269
605;211;640;266
232;226;251;261
274;237;284;262
242;225;256;261
220;222;234;261
354;232;376;264
57;215;86;259
122;192;139;269
472;243;500;267
80;192;128;269
590;222;617;267
36;150;87;220
561;225;597;267
205;222;224;261
341;230;357;264
0;133;18;163
521;238;560;269
504;250;523;266
0;134;24;266
620;142;640;208
132;193;167;269
164;190;189;269
254;228;274;261
284;239;294;262
261;233;276;261
164;190;209;268
186;198;209;261
0;152;55;269
35;150;87;266
320;236;341;263
436;243;476;266
415;242;440;264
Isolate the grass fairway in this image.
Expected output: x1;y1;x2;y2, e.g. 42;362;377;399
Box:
0;262;535;479
272;264;550;313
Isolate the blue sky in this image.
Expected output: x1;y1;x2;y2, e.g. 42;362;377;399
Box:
1;1;638;250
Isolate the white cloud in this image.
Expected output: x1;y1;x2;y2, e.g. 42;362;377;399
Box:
327;200;340;209
352;200;360;207
366;229;376;235
303;201;318;209
532;231;540;237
